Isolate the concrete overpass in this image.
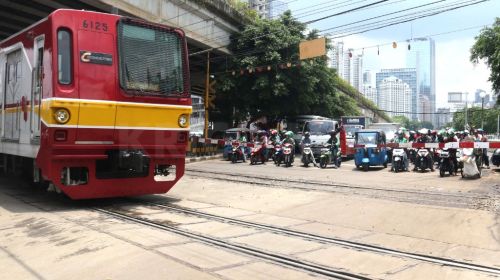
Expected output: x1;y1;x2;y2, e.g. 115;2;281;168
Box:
0;0;247;93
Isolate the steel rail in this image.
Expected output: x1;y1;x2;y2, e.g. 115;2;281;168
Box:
184;169;498;210
144;202;500;276
94;207;369;280
185;168;493;200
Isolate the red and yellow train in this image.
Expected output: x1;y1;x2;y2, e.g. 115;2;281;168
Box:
0;9;191;199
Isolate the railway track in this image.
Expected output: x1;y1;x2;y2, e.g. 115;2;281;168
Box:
134;201;500;277
185;168;500;212
94;207;369;280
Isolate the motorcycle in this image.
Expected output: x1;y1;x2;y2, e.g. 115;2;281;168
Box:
438;149;455;177
391;148;407;172
301;144;315;167
250;142;267;165
273;144;283;165
282;143;294;167
459;148;482;178
230;141;245;163
414;149;434;172
319;144;341;169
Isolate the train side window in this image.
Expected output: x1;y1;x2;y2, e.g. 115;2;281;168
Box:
16;61;22;79
57;29;72;85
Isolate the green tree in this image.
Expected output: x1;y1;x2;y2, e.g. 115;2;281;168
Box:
214;11;360;127
470;18;500;102
451;107;500;133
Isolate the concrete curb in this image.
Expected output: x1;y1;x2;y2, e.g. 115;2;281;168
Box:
185;154;223;163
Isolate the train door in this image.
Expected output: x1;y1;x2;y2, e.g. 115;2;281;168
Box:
76;30;116;142
3;50;22;141
31;36;44;140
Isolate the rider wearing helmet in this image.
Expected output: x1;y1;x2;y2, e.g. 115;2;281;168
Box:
269;129;280;145
301;131;312;145
281;131;295;146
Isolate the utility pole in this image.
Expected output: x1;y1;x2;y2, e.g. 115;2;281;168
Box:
464;92;468;130
497;113;499;139
204;52;210;138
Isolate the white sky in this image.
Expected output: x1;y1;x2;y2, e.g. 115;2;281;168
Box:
286;0;498;107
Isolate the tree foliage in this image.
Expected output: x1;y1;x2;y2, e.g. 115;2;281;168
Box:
470;18;500;102
392;115;434;130
214;11;360;127
450;107;500;133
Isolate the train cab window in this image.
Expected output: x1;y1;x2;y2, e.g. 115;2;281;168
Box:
118;20;185;96
57;29;72;85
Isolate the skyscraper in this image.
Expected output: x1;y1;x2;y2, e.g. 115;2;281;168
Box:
328;42;344;77
362;84;377;105
351;54;363;92
244;0;288;19
407;38;436;125
378;76;413;119
376;68;417;119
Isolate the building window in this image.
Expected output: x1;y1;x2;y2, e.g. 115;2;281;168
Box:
57;29;72;85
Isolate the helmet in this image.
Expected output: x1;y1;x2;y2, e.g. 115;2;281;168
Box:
463;130;470;135
418;128;428;134
304;131;310;137
258;130;265;137
271;129;277;135
329;130;337;136
285;131;293;138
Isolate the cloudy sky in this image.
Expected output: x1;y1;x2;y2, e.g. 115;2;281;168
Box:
284;0;498;107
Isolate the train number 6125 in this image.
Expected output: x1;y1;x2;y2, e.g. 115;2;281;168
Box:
82;20;108;32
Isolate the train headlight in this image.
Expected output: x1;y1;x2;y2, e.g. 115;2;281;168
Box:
54;108;70;124
178;114;189;128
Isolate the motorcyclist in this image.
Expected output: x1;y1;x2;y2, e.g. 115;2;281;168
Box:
301;131;312;146
393;128;409;171
258;130;269;160
281;131;295;146
326;130;340;168
444;129;459;173
414;128;434;171
238;132;247;162
269;129;280;145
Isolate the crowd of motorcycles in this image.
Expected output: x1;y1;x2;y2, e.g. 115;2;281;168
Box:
226;128;499;179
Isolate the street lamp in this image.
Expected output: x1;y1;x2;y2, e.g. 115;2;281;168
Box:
479;90;487;129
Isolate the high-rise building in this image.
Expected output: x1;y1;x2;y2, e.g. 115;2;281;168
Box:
243;0;288;19
351;54;363;92
363;70;372;85
342;48;352;83
376;68;417;119
329;43;362;92
419;95;432;124
435;107;452;129
362;84;377;105
378;76;413;119
407;37;436;125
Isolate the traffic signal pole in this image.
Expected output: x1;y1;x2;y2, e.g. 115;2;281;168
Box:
204;52;210;138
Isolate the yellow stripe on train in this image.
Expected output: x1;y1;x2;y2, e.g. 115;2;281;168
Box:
40;98;192;129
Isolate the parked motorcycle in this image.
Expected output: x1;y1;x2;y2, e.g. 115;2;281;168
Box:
250;142;267;165
391;148;407;172
459;148;482;178
438;149;455;177
414;149;434;172
230;142;245;163
319;144;341;169
282;143;294;167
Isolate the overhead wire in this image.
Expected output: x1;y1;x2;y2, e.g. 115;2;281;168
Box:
219;0;488;61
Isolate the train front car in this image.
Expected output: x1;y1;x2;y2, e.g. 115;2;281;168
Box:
37;10;191;199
